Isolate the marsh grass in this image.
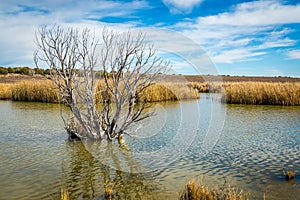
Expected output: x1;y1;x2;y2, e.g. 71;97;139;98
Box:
0;79;199;103
95;80;200;103
189;81;300;106
179;178;249;200
188;82;224;93
60;188;69;200
140;82;199;102
1;77;299;105
0;83;13;100
11;80;59;103
105;180;114;200
223;82;300;106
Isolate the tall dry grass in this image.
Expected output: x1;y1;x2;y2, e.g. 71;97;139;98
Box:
188;82;224;93
0;79;199;103
140;82;199;102
179;178;249;200
0;83;13;100
223;82;300;106
188;81;300;106
96;80;199;103
1;77;299;105
11;80;59;103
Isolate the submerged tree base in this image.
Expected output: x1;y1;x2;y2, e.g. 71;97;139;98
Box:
66;129;82;141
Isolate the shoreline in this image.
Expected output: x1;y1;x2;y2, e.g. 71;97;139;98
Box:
1;74;299;106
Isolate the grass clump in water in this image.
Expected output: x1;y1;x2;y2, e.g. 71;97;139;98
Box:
140;82;199;102
223;82;300;106
179;178;249;200
1;78;199;103
188;81;300;106
96;80;199;103
11;80;59;103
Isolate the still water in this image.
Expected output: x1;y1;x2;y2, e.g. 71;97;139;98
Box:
0;94;299;199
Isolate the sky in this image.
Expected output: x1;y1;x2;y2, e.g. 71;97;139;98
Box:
0;0;300;77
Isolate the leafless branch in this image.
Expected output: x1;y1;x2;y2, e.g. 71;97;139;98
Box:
35;25;169;141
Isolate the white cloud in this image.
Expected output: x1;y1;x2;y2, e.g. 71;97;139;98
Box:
0;0;299;73
198;0;300;26
210;49;266;64
162;0;203;14
287;50;300;59
0;0;148;67
175;0;300;64
257;38;296;49
139;28;217;74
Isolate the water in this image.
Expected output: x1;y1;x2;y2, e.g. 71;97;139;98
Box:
0;94;299;199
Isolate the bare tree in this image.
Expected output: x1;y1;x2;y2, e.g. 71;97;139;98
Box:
99;29;169;141
34;25;101;140
34;25;169;142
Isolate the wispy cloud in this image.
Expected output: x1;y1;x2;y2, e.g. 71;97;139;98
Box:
0;0;299;76
175;0;300;64
0;0;149;66
162;0;203;14
199;0;300;26
211;49;267;64
257;38;296;49
287;50;300;59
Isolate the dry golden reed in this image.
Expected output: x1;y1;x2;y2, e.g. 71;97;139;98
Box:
95;80;199;103
223;82;300;106
2;76;299;106
60;187;69;200
11;80;59;103
1;78;199;103
188;82;224;93
0;83;13;100
179;178;249;200
188;81;300;106
140;82;199;102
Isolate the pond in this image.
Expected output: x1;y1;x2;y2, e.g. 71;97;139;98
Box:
0;94;299;199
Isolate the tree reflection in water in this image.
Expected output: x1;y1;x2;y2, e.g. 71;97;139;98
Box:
60;141;163;199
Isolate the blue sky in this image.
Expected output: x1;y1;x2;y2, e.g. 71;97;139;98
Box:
0;0;299;76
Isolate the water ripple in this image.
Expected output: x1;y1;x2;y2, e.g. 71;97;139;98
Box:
1;101;300;199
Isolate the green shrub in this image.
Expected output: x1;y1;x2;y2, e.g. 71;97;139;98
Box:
15;66;30;75
7;67;15;73
34;68;45;75
0;67;8;75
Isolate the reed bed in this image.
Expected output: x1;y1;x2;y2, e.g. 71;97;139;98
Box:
188;82;224;93
189;81;300;106
95;80;199;103
0;79;199;103
11;80;59;103
1;76;299;105
140;82;199;102
179;178;249;200
223;82;300;106
0;83;13;100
